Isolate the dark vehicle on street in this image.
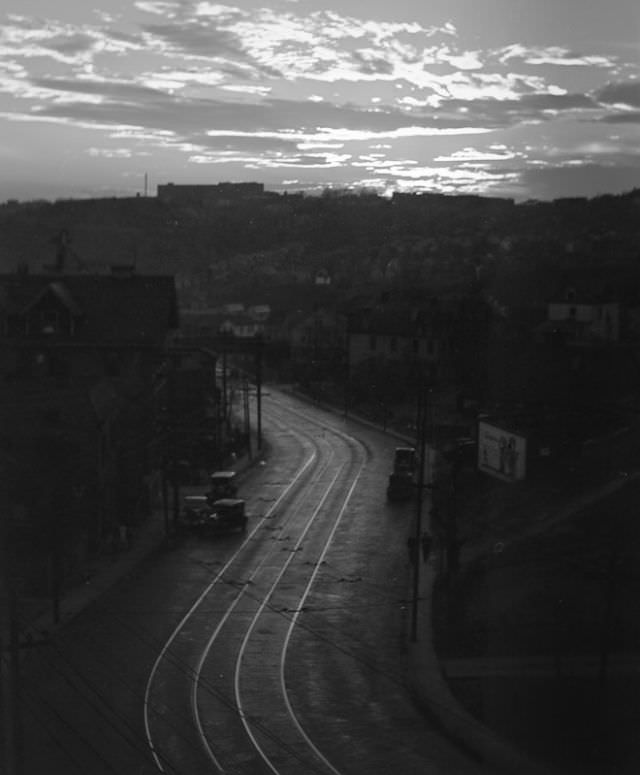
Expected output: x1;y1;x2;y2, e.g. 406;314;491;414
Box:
387;446;417;501
387;471;415;501
204;498;248;535
207;470;238;501
393;446;417;473
179;495;214;533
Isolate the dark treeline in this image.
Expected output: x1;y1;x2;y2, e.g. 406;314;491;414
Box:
1;188;640;309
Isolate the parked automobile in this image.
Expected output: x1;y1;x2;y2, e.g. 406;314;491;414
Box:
387;472;415;502
203;498;247;535
387;446;417;501
179;495;214;533
207;470;238;502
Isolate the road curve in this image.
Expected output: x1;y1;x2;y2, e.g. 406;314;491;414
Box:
144;394;368;774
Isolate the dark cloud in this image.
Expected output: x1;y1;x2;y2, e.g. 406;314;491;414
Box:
191;133;297;154
442;91;598;128
351;50;395;76
31;77;167;102
519;161;640;200
33;91;483;136
598;111;640;124
46;32;96;56
595;80;640;108
519;93;597;110
141;20;281;77
142;22;242;59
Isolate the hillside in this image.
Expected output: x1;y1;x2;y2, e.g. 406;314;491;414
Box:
2;189;640;310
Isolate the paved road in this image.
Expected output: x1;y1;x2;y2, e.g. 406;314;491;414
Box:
18;389;481;775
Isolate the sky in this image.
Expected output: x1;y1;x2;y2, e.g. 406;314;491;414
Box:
1;0;640;202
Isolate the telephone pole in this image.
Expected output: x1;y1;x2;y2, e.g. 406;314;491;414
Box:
1;458;24;775
410;381;429;642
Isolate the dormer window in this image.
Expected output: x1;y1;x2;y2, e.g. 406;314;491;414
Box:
40;309;59;334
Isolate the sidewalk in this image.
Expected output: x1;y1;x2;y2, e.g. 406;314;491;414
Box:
289;386;554;772
18;447;261;646
18;505;167;646
407;536;566;775
408;432;640;774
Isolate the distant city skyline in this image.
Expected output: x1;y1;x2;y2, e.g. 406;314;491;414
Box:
1;0;640;202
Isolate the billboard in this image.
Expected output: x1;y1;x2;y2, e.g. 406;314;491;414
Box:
478;420;526;482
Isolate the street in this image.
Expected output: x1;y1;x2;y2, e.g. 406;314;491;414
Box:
17;389;480;775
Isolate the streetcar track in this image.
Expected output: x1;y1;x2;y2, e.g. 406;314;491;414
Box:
190;445;341;772
228;398;367;775
145;392;369;775
143;416;317;772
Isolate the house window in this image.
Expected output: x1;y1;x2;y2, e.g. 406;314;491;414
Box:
369;335;377;351
569;306;576;318
40;309;59;334
390;336;398;352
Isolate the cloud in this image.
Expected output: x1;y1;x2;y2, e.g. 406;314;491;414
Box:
0;15;141;65
87;147;134;158
496;44;616;69
595;79;640;108
30;76;170;102
142;20;240;57
519;161;640;200
135;1;180;16
434;146;522;163
27;86;495;138
2;4;638;201
598;111;640;124
441;90;599;128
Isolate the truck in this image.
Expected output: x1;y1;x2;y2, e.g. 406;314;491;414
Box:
386;446;417;502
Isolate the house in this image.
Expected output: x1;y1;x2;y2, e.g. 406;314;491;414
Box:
540;287;621;345
284;307;346;372
219;314;265;339
346;303;444;381
314;268;332;286
0;266;179;590
0;266;179;380
157;181;269;206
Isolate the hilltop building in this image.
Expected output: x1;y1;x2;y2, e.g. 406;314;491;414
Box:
157;181;271;206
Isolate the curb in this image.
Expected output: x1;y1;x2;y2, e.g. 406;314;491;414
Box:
408;560;565;775
285;385;559;774
19;443;266;644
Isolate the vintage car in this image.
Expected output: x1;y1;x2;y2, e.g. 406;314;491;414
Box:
179;495;214;533
207;470;238;501
203;498;248;534
386;472;415;502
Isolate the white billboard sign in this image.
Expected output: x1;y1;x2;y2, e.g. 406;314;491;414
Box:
478;420;526;482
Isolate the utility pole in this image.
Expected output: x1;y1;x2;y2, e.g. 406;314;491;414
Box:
221;347;228;435
410;382;429;642
598;547;618;729
1;465;24;775
161;463;169;542
243;378;252;460
168;353;180;532
255;341;262;451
